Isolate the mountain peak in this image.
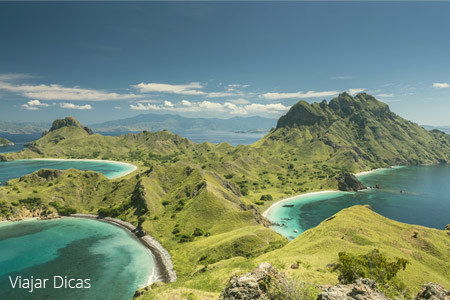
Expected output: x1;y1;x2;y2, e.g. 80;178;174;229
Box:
276;93;391;129
47;117;93;135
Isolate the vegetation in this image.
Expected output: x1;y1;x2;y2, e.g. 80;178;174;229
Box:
0;137;13;146
1;93;450;299
336;249;410;298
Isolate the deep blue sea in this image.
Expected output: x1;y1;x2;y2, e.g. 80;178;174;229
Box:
0;159;135;186
0;218;155;300
0;133;42;154
266;165;450;240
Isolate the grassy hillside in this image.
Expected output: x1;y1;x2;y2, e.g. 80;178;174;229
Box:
136;206;450;299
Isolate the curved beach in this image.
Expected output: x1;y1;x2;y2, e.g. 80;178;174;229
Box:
28;158;138;179
262;167;397;219
70;214;177;284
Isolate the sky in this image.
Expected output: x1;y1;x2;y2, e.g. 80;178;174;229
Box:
1;2;450;126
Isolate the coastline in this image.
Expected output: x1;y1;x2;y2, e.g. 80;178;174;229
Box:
262;190;342;219
70;214;177;285
262;166;398;219
27;158;138;179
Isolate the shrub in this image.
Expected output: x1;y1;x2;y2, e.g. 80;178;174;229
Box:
335;249;409;298
192;227;204;237
260;194;273;201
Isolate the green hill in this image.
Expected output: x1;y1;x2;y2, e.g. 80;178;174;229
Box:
0;137;13;146
135;206;450;300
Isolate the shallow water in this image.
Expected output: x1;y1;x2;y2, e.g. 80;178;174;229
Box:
266;165;450;240
0;159;135;185
0;218;155;300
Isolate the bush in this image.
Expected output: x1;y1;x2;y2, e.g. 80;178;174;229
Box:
192;227;204;236
260;194;273;201
336;249;409;298
179;234;194;243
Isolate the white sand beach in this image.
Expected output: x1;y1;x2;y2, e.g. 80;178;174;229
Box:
29;158;138;178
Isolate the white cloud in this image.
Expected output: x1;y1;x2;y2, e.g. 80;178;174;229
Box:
348;88;365;95
133;82;205;95
21;104;39;110
0;82;141;101
0;73;33;81
261;90;340;100
60;103;93;110
331;76;353;80
205;92;236;98
432;82;450;89
114;106;121;110
21;99;49;110
136;99;161;103
129;100;290;115
181;99;192;106
164;100;174;107
130;103;161;111
375;93;394;97
228;98;251;105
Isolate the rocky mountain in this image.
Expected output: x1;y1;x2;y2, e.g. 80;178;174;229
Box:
259;92;450;172
44;116;94;136
89;113;276;133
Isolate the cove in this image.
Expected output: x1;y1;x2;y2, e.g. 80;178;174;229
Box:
265;164;450;240
0;217;155;300
0;159;136;185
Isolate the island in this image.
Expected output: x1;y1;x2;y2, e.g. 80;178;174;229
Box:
0;137;14;147
1;93;450;300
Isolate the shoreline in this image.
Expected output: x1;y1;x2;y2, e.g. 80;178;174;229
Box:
262;166;398;219
26;158;138;179
70;214;176;285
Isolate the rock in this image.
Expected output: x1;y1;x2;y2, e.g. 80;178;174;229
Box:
445;224;450;231
337;173;367;191
318;278;390;300
46;116;93;135
290;263;299;269
415;282;450;300
219;262;287;300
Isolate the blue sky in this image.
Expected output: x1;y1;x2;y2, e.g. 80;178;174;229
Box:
1;2;450;125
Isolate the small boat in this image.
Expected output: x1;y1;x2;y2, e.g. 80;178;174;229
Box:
293;229;299;233
282;204;294;207
281;218;292;221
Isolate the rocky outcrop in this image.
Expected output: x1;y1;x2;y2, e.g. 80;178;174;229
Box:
337;173;367;191
25;169;64;181
415;282;450;300
45;116;93;136
318;279;390;300
219;262;286;300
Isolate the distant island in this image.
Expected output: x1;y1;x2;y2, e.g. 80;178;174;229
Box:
89;113;276;133
0;121;50;134
0;137;14;147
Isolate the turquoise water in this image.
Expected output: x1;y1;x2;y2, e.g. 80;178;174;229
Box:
0;159;135;185
0;218;155;300
266;165;450;240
